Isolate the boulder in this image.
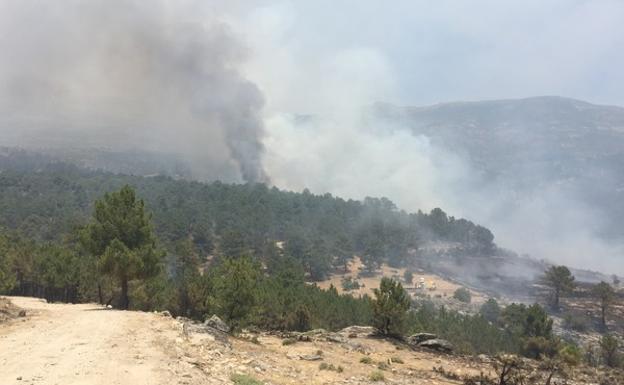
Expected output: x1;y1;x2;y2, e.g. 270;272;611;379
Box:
160;310;172;318
326;333;348;344
300;354;322;361
418;338;453;353
204;315;230;333
406;333;437;346
339;325;375;337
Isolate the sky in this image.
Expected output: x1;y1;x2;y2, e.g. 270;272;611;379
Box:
224;0;624;111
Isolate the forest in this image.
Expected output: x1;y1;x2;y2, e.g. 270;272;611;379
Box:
0;150;583;360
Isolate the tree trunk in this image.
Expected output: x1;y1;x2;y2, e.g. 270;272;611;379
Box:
120;277;129;310
601;304;606;329
97;283;104;305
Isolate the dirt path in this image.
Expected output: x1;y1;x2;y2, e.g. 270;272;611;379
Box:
0;297;205;385
0;296;486;385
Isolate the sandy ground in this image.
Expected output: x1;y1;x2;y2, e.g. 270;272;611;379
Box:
0;296;205;385
316;257;487;304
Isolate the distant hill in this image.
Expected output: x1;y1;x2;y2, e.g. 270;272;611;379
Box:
374;96;624;262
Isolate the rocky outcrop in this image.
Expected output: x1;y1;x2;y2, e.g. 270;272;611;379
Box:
338;326;375;338
418;338;453;353
406;333;437;346
204;315;230;333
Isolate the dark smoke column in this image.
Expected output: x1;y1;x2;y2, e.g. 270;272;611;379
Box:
0;1;269;184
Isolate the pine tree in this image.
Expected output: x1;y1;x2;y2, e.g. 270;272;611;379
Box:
81;185;163;310
542;266;575;309
592;281;615;330
372;277;410;336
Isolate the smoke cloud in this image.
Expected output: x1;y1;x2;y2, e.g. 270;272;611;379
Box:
0;0;267;182
0;1;621;275
239;2;624;275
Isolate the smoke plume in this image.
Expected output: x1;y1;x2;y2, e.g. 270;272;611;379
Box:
0;0;267;182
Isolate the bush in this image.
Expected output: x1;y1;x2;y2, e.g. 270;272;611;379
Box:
522;337;560;359
453;287;472;303
479;298;501;323
558;343;582;366
372;278;411;336
319;363;343;372
368;370;385;382
231;374;264;385
403;270;413;285
341;277;361;291
600;335;621;368
407;301;521;355
288;305;311;332
360;356;373;364
282;338;297;346
562;313;589;332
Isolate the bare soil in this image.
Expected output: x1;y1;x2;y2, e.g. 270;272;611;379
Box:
316;257;487;304
0;296;489;385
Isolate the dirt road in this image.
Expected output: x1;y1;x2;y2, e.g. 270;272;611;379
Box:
0;296;488;385
0;297;205;385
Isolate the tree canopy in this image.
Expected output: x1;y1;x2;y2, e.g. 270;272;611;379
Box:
542;265;575;309
81;185;163;309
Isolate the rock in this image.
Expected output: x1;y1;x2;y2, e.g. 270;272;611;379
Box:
160;310;172;317
204;315;230;333
300;354;322;361
339;326;376;337
18;310;26;317
303;328;327;336
406;333;437;346
418;338;453;353
326;333;348;344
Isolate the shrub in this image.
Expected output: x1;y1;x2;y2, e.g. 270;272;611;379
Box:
390;356;404;364
600;335;621;368
558;343;582;366
522;337;560;359
319;363;343;372
368;370;385;382
479;298;501;323
288;305;311;332
360;356;373;364
453;287;472;303
372;278;411;336
341;277;361;291
403;270;413;285
282;338;297;346
562;313;589;332
231;374;264;385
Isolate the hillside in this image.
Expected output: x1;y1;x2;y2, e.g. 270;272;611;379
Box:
374;96;624;265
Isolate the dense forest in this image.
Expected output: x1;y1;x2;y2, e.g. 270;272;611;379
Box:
0;149;495;282
1;149;621;366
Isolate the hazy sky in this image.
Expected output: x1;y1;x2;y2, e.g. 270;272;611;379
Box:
225;0;624;111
